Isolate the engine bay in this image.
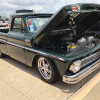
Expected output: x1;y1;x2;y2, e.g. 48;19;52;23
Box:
38;28;100;56
36;11;100;56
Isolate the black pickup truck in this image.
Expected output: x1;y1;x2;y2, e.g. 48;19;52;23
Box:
0;3;100;84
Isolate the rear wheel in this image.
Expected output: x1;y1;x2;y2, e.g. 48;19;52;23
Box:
37;57;59;83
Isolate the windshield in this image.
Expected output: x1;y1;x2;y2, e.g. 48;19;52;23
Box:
26;17;50;33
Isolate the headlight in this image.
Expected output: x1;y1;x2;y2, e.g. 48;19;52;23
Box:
69;60;81;73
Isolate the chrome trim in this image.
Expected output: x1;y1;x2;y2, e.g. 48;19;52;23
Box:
63;59;100;84
25;47;65;61
25;47;47;54
0;39;65;61
7;41;25;49
81;51;100;67
0;39;7;43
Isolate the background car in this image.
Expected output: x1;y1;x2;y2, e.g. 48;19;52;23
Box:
5;21;9;27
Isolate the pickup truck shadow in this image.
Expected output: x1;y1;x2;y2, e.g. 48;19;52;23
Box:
1;56;99;94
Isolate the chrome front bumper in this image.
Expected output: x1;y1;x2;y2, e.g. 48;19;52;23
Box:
63;59;100;84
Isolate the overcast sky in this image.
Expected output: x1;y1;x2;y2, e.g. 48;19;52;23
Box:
0;0;100;17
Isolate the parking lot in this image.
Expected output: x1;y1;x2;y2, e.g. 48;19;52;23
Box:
0;56;99;100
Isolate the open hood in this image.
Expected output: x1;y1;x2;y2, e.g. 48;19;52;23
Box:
34;3;100;44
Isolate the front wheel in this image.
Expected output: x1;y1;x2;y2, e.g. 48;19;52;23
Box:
37;57;59;83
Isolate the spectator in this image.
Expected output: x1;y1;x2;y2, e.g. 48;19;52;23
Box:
28;20;31;27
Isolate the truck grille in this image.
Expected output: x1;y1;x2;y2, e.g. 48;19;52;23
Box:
81;51;100;67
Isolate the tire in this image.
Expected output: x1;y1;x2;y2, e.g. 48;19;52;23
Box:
37;56;59;83
0;50;5;58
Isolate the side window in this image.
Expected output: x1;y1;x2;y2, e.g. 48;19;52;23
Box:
26;18;38;32
13;18;26;32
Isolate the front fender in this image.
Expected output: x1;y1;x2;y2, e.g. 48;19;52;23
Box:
32;53;68;77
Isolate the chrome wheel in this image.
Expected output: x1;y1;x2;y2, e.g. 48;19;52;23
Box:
38;57;52;80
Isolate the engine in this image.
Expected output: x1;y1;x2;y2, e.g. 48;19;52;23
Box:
38;28;100;55
60;36;100;56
